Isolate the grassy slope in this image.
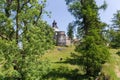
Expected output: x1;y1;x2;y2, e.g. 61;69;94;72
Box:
101;49;120;80
42;46;85;80
42;46;120;80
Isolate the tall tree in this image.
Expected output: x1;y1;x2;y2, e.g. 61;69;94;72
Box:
67;22;74;40
0;0;54;79
65;0;109;77
110;10;120;48
65;0;107;37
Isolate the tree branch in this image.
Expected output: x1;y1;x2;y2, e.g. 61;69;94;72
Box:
21;0;30;10
5;0;13;17
33;6;43;25
0;33;9;40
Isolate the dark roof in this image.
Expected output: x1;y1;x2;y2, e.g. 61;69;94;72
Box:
52;20;58;28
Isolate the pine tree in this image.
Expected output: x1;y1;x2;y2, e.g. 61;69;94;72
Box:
65;0;109;77
110;10;120;48
67;22;74;40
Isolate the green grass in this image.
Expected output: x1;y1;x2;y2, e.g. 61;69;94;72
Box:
42;46;86;80
42;46;120;80
42;46;78;68
101;49;120;80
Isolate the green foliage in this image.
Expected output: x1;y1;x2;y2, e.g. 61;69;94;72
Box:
66;0;110;77
22;21;54;55
67;22;74;40
112;10;120;28
0;39;20;78
19;21;54;79
110;32;120;48
99;49;120;80
0;22;54;79
116;51;120;56
66;0;99;36
20;57;50;80
76;33;109;76
0;0;54;79
110;10;120;48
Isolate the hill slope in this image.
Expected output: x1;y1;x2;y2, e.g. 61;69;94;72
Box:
42;46;120;80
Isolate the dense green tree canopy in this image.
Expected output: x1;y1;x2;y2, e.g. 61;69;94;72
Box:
0;0;54;79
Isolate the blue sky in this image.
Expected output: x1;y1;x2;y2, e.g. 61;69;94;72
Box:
43;0;120;33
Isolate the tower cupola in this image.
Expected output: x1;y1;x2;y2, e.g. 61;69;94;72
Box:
52;20;59;31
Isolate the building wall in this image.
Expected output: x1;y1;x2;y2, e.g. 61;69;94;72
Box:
52;21;71;46
56;31;66;46
66;38;71;46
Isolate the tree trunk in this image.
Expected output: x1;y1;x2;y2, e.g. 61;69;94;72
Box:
16;0;20;44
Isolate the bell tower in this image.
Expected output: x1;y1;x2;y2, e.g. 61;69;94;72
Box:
52;20;59;32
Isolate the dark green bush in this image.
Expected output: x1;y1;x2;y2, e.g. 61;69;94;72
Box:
116;51;120;56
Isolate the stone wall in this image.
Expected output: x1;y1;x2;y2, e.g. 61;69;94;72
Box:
56;31;66;46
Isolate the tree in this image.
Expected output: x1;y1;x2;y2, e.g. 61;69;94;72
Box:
110;10;120;48
67;22;74;40
65;0;109;77
65;0;107;37
75;30;109;76
0;0;54;79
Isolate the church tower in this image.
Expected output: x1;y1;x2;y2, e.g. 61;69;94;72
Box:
52;20;66;46
52;20;59;32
